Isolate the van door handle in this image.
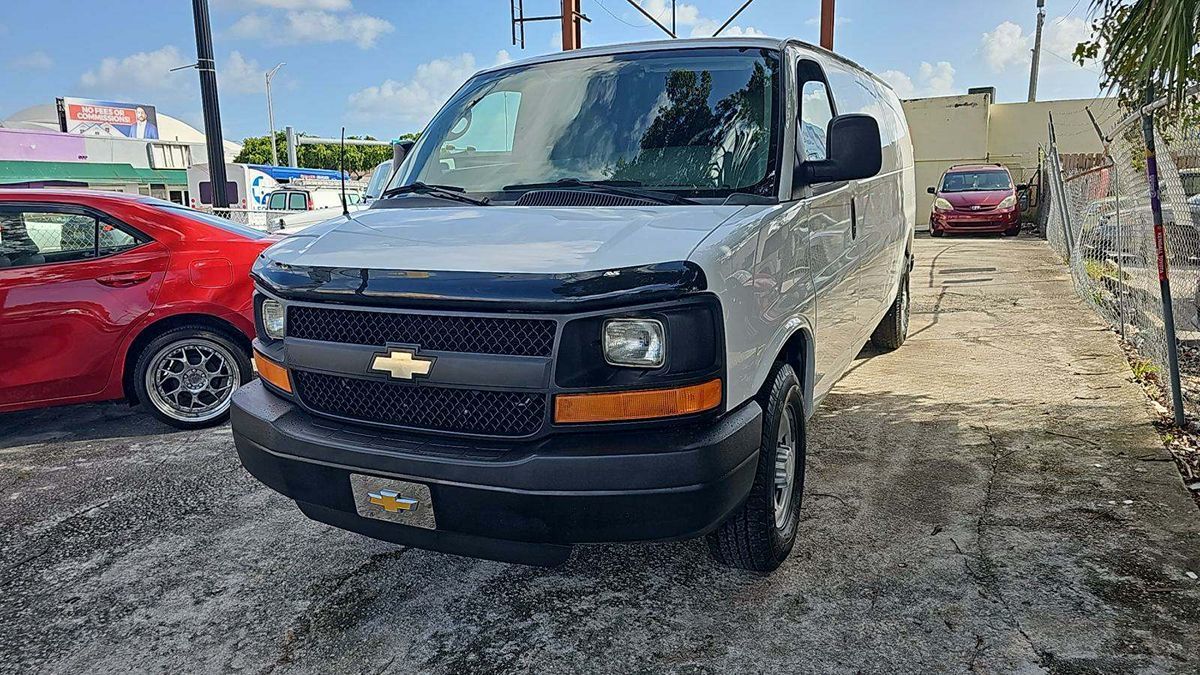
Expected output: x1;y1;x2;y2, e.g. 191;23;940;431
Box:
850;197;858;239
97;272;151;287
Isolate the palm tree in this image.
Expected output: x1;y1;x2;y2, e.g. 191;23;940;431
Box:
1077;0;1200;108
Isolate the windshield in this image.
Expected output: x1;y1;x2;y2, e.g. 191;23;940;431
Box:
940;170;1012;193
390;47;781;200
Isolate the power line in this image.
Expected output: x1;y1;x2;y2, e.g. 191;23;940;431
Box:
593;0;645;28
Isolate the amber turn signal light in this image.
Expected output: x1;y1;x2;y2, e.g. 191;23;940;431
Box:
254;349;292;394
554;379;721;424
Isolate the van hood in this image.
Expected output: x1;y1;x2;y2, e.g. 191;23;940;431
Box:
264;204;748;275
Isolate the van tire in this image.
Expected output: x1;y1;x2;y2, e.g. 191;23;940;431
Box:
871;266;909;351
706;362;805;573
133;326;252;430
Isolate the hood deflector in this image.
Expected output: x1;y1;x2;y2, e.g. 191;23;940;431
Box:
252;258;708;313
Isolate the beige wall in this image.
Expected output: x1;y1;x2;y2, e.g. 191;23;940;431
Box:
902;93;1117;225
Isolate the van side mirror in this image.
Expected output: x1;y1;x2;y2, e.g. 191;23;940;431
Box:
392;138;415;166
927;186;937;195
797;114;882;188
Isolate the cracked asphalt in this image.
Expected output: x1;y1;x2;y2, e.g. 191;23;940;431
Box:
2;235;1199;673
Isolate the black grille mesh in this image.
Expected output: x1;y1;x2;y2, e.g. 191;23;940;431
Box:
288;306;555;357
293;371;546;437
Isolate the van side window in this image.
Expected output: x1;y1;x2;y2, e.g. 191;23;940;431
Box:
442;91;522;155
799;80;834;162
825;62;901;146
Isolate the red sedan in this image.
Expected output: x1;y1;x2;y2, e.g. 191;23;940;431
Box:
0;190;274;428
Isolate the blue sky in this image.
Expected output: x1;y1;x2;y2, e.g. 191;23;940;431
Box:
0;0;1106;143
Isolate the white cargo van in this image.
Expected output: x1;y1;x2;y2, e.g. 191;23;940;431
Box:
233;38;915;572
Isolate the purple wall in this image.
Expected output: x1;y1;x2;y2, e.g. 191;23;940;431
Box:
0;128;88;162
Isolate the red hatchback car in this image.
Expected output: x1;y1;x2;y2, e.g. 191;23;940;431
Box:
0;190;274;428
928;164;1021;237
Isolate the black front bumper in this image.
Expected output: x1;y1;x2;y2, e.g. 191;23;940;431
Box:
231;381;762;566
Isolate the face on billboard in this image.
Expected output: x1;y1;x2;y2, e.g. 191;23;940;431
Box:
58;97;160;140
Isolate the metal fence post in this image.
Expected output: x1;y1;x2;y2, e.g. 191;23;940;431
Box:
1141;87;1186;426
285;125;298;168
1048;113;1075;257
1113;163;1126;339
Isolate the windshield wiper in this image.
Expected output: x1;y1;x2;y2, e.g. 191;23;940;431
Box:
381;181;490;206
502;178;697;205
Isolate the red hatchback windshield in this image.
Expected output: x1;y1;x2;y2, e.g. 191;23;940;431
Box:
940;170;1012;192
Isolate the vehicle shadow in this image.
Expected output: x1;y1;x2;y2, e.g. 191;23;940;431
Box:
0;402;188;449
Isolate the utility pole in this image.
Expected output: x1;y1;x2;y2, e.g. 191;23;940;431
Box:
819;0;835;50
191;0;230;208
561;0;582;50
265;63;285;166
1027;0;1046;102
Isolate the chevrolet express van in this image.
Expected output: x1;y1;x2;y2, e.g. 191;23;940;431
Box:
232;38;915;572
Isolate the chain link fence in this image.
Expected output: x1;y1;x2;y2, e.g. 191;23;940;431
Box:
1046;92;1200;422
200;207;292;232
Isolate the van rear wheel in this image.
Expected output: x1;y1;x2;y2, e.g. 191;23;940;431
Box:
707;362;805;573
871;265;910;351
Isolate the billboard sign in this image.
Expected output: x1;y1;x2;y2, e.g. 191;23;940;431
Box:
57;97;160;140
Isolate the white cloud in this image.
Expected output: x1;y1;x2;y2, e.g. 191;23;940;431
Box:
218;51;265;95
919;61;957;96
879;61;957;99
878;70;915;99
347;51;511;128
636;0;765;38
246;0;351;8
80;45;190;97
804;15;851;26
1045;16;1093;60
10;50;54;71
229;9;393;49
980;16;1097;74
982;20;1030;73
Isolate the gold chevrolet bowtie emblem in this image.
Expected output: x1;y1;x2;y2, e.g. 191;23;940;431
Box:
368;489;420;513
370;347;435;380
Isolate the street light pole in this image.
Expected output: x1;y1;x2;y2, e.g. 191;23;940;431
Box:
1028;0;1046;102
191;0;230;209
265;62;285;166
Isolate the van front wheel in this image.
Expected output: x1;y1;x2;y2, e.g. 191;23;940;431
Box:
707;362;805;573
871;265;910;350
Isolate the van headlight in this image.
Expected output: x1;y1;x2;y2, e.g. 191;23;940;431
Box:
934;197;954;211
997;195;1017;209
261;299;286;340
603;318;665;368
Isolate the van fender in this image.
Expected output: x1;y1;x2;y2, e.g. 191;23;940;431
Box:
753;315;816;420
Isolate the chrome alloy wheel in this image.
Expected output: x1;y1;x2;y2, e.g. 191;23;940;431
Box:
773;405;799;529
144;338;241;423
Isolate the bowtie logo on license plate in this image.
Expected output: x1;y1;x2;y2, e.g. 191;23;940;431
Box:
368;488;419;513
369;346;435;380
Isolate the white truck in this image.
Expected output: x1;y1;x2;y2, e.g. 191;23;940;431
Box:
185;163;350;228
233;38;915;572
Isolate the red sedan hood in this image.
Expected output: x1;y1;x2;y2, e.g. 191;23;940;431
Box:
942;190;1012;209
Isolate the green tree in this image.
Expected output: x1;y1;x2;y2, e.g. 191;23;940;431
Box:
1075;0;1200;111
234;131;420;178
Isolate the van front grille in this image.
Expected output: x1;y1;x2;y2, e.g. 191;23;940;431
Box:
292;370;546;437
287;305;556;357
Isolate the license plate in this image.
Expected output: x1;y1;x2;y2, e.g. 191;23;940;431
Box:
350;473;437;530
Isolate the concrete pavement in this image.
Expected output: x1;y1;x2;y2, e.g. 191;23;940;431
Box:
1;235;1197;673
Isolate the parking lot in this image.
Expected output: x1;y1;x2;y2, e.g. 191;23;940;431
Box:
2;235;1198;673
